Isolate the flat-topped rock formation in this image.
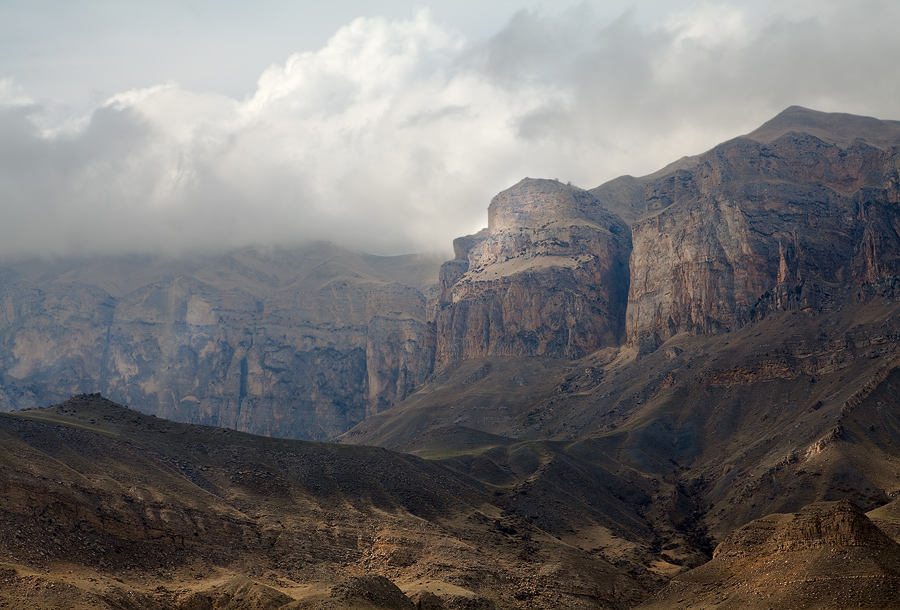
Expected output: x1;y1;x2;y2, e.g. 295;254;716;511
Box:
433;178;631;369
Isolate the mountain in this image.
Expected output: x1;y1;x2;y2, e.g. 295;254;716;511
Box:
0;244;442;440
0;394;645;609
4;107;900;451
344;106;900;581
5;106;900;607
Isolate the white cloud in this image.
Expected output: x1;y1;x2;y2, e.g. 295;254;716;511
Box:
0;78;31;107
2;2;900;260
664;2;750;48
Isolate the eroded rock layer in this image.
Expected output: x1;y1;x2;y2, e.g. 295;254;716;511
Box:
434;178;631;369
626;107;900;346
0;245;440;440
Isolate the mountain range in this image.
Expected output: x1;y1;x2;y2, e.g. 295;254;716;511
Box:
3;106;900;608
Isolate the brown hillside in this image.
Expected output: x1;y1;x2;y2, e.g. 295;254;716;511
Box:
0;394;644;610
637;501;900;610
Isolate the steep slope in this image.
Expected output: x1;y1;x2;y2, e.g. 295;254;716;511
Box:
0;394;645;610
433;178;631;368
0;244;442;440
345;286;900;541
614;106;900;347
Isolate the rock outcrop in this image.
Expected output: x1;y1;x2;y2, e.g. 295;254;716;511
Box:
624;107;900;348
638;501;900;609
433;178;631;369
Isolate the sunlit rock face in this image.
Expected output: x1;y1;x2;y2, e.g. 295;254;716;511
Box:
434;178;632;369
626;107;900;347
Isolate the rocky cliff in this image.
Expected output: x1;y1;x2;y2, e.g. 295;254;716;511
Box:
433;178;631;369
5;107;900;443
0;245;440;440
622;106;900;347
434;108;900;367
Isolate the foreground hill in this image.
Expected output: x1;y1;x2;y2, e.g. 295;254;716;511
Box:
637;501;900;610
5;396;900;609
0;394;645;610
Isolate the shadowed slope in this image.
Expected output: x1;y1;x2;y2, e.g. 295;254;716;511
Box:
0;394;644;610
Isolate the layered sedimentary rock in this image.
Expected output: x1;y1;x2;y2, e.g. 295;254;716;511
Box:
365;283;433;416
0;245;440;440
624;107;900;347
433;178;631;369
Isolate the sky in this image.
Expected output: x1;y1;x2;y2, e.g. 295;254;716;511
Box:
2;0;900;259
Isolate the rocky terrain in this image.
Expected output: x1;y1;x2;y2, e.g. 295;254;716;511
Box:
5;107;900;608
0;394;645;609
637;501;900;609
0;245;442;440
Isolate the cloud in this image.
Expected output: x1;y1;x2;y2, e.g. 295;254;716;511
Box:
2;2;900;260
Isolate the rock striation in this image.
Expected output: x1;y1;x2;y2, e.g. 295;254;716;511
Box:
0;245;440;440
623;107;900;347
433;178;631;369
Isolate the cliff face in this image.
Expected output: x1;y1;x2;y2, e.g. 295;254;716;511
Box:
435;108;900;367
365;283;433;416
0;246;439;440
433;178;631;369
625;108;900;346
5;107;900;442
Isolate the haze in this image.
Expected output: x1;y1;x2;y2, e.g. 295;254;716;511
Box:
2;0;899;258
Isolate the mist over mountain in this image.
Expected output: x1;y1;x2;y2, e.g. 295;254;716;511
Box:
5;2;900;259
5;106;900;608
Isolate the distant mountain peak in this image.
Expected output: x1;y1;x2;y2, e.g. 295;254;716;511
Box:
745;105;900;148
